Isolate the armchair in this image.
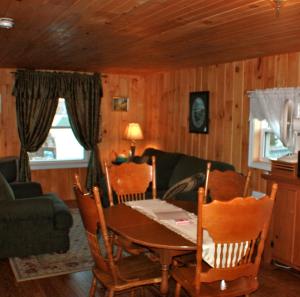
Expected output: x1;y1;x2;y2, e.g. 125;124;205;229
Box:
0;156;73;258
0;156;43;198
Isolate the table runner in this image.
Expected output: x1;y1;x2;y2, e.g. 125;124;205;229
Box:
125;200;218;265
125;199;248;268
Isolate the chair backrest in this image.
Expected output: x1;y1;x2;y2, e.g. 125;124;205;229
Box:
104;156;157;206
206;165;252;202
204;162;211;201
73;177;119;282
74;173;83;193
195;183;277;289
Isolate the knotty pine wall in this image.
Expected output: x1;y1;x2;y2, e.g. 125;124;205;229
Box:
1;51;300;200
143;52;300;194
0;70;147;200
100;74;148;161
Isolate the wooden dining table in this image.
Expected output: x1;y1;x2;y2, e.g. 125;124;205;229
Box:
104;200;197;296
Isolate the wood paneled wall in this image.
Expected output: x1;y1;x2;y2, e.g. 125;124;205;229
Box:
1;51;300;199
143;52;300;193
0;69;19;156
0;70;147;200
100;74;147;163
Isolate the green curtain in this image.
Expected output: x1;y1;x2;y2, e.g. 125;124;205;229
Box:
13;70;59;181
62;72;103;190
13;70;103;187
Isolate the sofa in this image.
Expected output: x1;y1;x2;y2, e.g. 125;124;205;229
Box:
141;148;235;201
101;148;235;206
0;156;73;258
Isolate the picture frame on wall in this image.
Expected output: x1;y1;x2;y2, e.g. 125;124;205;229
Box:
189;91;209;134
112;97;129;111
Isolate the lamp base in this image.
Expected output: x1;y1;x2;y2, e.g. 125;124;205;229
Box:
130;144;136;158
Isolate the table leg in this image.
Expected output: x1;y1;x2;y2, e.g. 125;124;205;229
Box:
153;249;195;296
157;250;173;297
160;263;170;296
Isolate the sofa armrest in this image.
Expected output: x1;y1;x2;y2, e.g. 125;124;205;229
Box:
0;197;54;221
10;181;43;199
42;194;73;229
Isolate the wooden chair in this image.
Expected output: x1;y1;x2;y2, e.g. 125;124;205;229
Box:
172;183;278;297
104;156;157;206
74;174;83;193
204;162;211;201
74;174;145;257
172;162;211;267
205;164;252;202
73;183;162;297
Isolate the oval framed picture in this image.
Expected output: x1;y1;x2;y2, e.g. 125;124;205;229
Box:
189;91;209;133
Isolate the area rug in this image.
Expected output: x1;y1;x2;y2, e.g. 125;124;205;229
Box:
9;208;94;282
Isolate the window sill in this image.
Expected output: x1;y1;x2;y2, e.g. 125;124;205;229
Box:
248;159;271;172
30;160;88;170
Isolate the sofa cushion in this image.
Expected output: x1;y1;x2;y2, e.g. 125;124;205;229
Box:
209;159;235;172
172;190;198;202
169;155;235;188
10;181;43;199
162;172;205;200
0;197;53;221
0;172;15;201
168;155;207;187
142;148;183;190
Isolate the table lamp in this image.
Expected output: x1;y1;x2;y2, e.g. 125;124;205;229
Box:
124;122;144;157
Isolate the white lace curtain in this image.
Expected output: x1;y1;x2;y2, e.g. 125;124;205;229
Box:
248;87;300;150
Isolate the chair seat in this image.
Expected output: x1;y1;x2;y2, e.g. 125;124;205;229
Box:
172;266;259;297
93;253;162;291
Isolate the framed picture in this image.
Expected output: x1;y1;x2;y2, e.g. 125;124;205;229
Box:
112;97;129;111
189;91;209;133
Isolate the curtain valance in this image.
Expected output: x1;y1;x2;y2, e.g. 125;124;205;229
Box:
248;87;300;150
248;87;300;121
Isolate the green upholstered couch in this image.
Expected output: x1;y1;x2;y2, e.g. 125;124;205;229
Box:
141;148;235;201
0;156;73;258
100;148;235;206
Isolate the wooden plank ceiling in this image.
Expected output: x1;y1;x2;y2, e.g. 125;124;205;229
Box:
0;0;300;73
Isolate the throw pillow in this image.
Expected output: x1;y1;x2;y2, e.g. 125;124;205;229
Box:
0;172;15;200
162;172;205;200
168;155;207;187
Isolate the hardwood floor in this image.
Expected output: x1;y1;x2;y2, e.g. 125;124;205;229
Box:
0;259;299;297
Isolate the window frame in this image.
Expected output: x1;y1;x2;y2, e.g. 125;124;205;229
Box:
248;119;271;171
29;98;89;170
260;126;273;163
248;119;290;171
30;156;89;170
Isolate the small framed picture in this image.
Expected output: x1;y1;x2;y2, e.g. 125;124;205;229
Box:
189;91;209;134
112;97;129;111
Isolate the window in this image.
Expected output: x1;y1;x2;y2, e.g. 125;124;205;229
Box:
29;98;89;169
248;119;290;171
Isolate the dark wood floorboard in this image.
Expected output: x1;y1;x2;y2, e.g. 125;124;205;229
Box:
0;259;299;297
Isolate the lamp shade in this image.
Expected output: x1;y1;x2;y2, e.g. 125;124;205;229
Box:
124;123;144;141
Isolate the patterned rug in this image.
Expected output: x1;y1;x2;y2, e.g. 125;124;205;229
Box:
9;208;94;282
